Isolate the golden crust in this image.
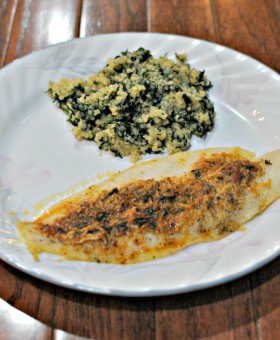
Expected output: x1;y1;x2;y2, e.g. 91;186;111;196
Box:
18;147;280;264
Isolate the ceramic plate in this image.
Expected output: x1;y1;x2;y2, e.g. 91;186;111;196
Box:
0;33;279;296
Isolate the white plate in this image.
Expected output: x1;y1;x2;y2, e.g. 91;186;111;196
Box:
0;33;279;297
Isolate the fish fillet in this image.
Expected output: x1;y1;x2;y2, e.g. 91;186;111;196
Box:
17;147;280;264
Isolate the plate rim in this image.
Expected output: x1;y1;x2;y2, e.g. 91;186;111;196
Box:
0;32;279;297
2;32;279;78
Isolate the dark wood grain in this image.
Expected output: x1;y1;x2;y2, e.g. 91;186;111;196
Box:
150;0;280;73
150;0;216;41
80;0;147;36
1;257;280;339
210;0;280;73
5;0;82;64
154;279;258;339
251;258;280;339
0;0;18;67
0;0;279;339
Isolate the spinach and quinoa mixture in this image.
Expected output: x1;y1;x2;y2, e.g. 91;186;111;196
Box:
48;48;215;162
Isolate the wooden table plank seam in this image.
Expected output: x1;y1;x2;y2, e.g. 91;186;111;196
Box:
250;282;261;340
75;0;83;38
209;0;219;42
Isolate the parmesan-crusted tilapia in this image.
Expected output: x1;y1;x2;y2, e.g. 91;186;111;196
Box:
18;147;280;264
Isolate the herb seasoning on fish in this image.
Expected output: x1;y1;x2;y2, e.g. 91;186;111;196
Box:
18;147;280;264
48;48;215;161
33;153;264;246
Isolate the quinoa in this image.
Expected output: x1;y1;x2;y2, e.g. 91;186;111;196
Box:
48;48;215;162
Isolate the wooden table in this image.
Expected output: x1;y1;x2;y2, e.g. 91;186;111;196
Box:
0;1;279;339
